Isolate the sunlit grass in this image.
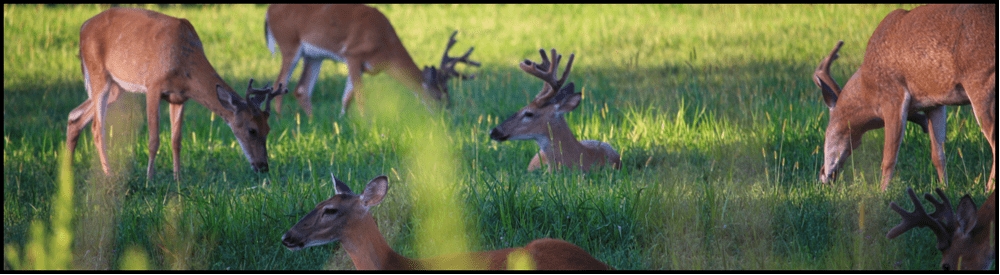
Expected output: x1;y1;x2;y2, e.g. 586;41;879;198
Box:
4;4;992;271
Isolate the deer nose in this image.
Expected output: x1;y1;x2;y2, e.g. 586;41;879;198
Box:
253;162;269;173
281;233;302;250
489;128;507;141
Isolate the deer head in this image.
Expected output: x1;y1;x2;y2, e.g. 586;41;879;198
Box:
422;31;481;106
812;41;930;184
887;188;997;270
216;79;287;172
282;174;388;251
489;48;578;142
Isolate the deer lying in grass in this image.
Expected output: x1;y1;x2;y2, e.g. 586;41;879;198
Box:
281;174;612;270
264;4;480;116
887;187;997;270
67;8;286;180
812;4;996;192
489;49;621;172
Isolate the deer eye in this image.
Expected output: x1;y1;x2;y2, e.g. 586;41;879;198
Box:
523;111;534;118
249;128;258;137
323;208;339;215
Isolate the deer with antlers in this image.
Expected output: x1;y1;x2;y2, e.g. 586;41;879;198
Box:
264;4;480;116
67;8;286;180
489;49;621;172
281;174;612;270
812;4;996;192
887;187;996;270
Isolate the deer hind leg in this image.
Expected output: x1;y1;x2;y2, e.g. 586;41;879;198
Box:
169;102;186;181
294;57;323;117
967;75;997;192
145;88;163;180
528;151;547;172
926;106;948;187
67;98;95;157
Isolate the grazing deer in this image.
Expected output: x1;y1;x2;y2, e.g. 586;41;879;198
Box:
812;4;996;192
281;174;612;270
887;187;997;270
67;8;286;180
489;49;621;172
264;4;480;116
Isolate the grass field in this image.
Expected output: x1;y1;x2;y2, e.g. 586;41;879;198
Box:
3;4;995;270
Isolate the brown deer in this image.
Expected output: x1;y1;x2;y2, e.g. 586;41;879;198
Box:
812;4;996;192
67;8;286;180
489;49;621;172
281;174;612;270
264;4;480;116
887;187;997;270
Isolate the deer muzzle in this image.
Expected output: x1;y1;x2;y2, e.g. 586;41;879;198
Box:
252;161;269;173
489;128;509;141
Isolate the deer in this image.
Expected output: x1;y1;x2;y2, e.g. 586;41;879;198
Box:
812;4;996;192
281;174;612;270
67;7;287;181
887;187;996;270
263;4;480;117
489;49;621;172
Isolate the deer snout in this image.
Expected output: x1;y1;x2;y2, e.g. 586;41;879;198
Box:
489;128;508;141
819;167;837;184
281;233;303;251
252;161;269;173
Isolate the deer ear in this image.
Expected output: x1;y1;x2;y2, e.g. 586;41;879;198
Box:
955;195;978;235
554;83;581;114
217;85;241;113
360;175;389;208
332;173;353;196
815;76;838;109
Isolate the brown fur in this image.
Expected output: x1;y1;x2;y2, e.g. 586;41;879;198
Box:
68;8;283;180
813;4;996;192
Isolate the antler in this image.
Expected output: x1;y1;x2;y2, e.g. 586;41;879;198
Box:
245;78;288;113
886;187;953;250
521;48;574;104
813;41;843;108
438;31;481;80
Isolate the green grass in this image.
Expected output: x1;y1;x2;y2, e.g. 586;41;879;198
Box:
3;4;994;270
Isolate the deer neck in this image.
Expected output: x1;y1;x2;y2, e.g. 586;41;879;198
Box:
536;118;587;167
339;214;418;270
183;60;239;124
385;50;439;101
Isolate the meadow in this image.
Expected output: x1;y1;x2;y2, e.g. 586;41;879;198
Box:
3;4;994;270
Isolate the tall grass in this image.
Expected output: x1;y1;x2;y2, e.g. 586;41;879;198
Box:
4;4;993;270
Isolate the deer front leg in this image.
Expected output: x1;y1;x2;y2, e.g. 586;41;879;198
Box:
272;42;302;115
169;102;186;181
146;90;163;180
925;106;947;187
341;59;364;117
967;77;996;193
294;57;323;118
528;151;547;172
880;103;909;191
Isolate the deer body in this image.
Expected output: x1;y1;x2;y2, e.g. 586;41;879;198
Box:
264;4;479;116
490;49;621;172
68;8;284;180
281;175;611;270
888;188;996;270
812;4;996;192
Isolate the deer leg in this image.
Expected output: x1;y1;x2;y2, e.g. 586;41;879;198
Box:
294;57;323;118
528;151;547;172
67;98;95;156
880;103;909;191
90;81;115;176
967;79;997;193
926;106;948;187
341;59;364;117
272;42;302;114
169;102;186;181
145;89;163;180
